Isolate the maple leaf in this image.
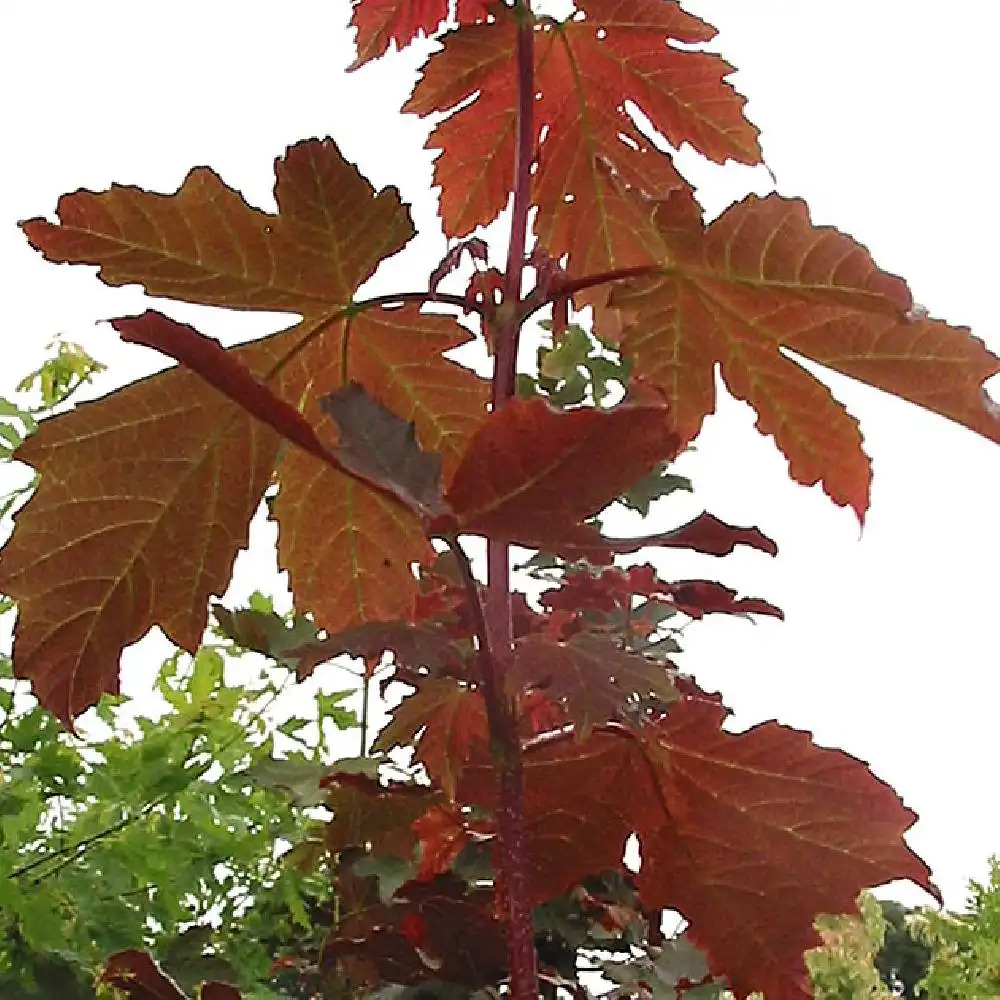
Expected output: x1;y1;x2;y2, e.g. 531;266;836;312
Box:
116;320;445;519
21;137;410;313
113;312;337;471
99;950;235;1000
538;564;780;632
373;678;488;797
549;510;779;566
459;698;939;1000
598;511;778;558
4;139;486;720
614;191;1000;518
406;0;759;271
0;335;284;723
322;771;443;859
325;875;506;988
664;579;783;620
349;0;491;69
440;396;681;550
412;802;494;881
274;304;486;635
212;603;328;673
281;619;466;681
507;632;678;737
201;986;242;1000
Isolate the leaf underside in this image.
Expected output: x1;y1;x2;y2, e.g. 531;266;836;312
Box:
3;138;487;720
458;698;940;1000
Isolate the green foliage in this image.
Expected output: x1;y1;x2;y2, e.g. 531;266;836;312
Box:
875;899;930;1000
15;339;108;410
0;339;105;524
915;858;1000;1000
0;344;356;998
806;895;892;1000
0;643;352;997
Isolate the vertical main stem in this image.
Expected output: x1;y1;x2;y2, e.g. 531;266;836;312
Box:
482;7;538;1000
359;671;370;757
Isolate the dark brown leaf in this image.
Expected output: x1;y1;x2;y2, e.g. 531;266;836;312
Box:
320;381;446;518
508;632;679;738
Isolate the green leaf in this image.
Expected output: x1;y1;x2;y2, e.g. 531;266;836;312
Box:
243;756;331;808
247;591;275;614
189;646;225;704
619;463;694;516
317;688;358;730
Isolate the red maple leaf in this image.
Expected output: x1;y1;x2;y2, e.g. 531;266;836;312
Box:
406;0;759;271
613;190;1000;518
349;0;492;68
5;139;487;720
459;697;939;1000
373;679;489;797
325;875;507;988
541;564;782;625
441;396;680;550
507;632;678;737
412;802;494;881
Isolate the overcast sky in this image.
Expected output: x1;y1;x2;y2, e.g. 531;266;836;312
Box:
2;0;998;911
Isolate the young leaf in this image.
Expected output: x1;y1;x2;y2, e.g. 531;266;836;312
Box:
521;510;778;566
619;463;693;516
407;0;759;263
666;580;783;620
373;679;488;798
217;603;465;681
113;311;345;470
244;756;337;809
612;511;778;558
507;632;679;738
615;191;1000;519
213;604;324;664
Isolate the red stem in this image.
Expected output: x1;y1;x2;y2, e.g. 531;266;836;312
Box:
482;6;538;1000
518;264;658;321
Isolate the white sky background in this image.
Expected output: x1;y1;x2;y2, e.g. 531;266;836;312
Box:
1;0;998;912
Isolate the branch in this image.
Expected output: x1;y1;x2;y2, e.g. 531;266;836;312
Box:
443;534;493;669
11;794;172;884
519;264;658;320
444;533;537;1000
443;535;510;751
360;672;371;757
259;289;487;387
354;290;486;316
495;3;537;405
